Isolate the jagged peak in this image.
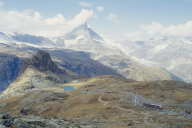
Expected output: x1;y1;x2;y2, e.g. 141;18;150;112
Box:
18;50;66;77
64;22;103;41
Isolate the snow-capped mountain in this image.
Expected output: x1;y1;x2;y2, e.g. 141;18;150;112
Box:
0;23;184;83
0;32;56;46
110;35;192;83
64;22;103;41
52;22;112;49
51;23;182;82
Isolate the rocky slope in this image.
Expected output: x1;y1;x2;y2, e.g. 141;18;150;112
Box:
0;50;87;99
47;49;124;78
0;74;192;128
0;111;89;128
18;50;67;77
0;53;24;93
0;43;123;93
0;48;191;128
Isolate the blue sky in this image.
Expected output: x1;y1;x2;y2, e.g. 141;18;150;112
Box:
0;0;191;41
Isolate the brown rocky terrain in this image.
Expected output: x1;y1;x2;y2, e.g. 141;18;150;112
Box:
0;50;191;128
0;75;192;127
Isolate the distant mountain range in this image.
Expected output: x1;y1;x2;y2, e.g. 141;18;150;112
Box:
1;22;192;128
0;32;56;46
109;35;192;83
0;22;186;91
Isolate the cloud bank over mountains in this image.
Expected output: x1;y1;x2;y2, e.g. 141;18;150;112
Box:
0;9;96;37
0;0;191;40
141;21;192;36
124;21;192;39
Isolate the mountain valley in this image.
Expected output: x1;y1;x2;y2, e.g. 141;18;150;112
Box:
0;50;191;127
0;22;191;128
110;35;192;83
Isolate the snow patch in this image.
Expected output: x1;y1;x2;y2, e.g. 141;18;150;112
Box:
71;80;78;83
130;56;161;67
102;38;125;51
49;38;57;43
64;39;78;47
154;44;169;52
76;35;85;40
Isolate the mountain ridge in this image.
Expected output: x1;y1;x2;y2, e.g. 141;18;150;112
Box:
0;23;185;83
0;50;87;99
18;50;66;77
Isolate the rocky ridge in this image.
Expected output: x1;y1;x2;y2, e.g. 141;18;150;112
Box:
18;50;66;77
0;43;124;94
0;50;87;99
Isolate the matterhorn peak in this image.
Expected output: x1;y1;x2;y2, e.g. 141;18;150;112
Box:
63;22;103;41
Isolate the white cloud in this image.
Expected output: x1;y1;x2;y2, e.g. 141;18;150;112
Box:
141;22;164;35
68;9;96;26
0;9;96;37
96;6;103;11
44;14;66;25
79;2;93;7
186;0;192;2
124;31;142;37
141;21;192;36
106;13;119;23
0;1;4;7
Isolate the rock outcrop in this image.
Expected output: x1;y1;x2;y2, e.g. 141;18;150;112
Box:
18;50;66;77
0;50;87;99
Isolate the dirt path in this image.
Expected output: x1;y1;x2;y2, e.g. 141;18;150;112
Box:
98;94;162;128
98;95;108;106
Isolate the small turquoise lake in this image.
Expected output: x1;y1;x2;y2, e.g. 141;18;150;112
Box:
64;86;74;91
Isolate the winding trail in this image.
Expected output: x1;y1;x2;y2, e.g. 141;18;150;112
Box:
98;95;108;106
98;94;162;128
